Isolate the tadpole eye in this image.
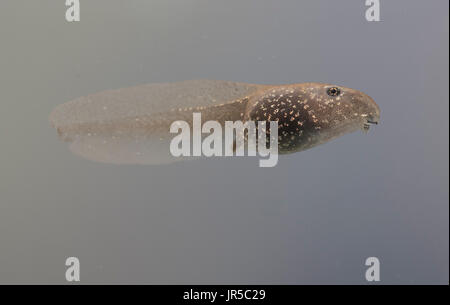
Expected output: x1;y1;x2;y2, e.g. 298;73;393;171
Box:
327;87;341;97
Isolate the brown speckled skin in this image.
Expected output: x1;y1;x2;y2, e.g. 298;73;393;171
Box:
51;81;380;155
243;83;380;153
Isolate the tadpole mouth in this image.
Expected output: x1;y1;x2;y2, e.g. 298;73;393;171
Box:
363;119;379;132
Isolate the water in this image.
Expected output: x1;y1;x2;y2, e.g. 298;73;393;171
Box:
0;0;448;284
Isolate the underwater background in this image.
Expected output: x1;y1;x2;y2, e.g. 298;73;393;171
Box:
0;0;448;284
